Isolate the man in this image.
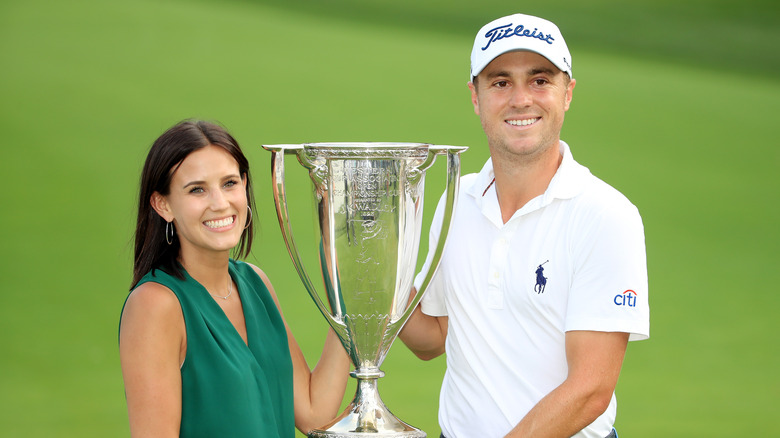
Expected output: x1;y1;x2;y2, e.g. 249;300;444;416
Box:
400;13;649;438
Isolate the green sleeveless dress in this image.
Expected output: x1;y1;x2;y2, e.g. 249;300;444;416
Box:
127;260;294;438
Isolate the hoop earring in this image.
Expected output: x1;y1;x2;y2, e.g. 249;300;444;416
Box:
165;221;174;245
244;206;253;230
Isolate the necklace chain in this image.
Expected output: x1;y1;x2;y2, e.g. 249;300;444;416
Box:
211;277;232;300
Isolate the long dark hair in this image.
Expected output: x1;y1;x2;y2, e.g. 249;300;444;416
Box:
131;120;256;289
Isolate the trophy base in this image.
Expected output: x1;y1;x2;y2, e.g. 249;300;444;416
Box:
308;371;426;438
308;412;426;438
309;429;425;438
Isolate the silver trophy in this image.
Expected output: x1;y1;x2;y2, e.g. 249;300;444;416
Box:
264;143;466;437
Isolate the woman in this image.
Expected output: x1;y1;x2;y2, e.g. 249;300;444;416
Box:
119;120;350;437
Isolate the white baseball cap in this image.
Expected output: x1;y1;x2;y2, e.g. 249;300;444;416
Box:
470;14;572;80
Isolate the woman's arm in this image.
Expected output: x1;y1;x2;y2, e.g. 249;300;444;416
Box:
253;266;351;435
119;282;186;438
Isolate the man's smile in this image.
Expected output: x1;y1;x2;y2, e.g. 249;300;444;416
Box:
507;117;540;127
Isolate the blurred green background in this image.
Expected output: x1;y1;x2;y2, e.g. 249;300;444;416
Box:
1;0;778;436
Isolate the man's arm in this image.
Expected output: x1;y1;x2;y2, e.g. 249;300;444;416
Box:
399;288;448;361
506;330;629;438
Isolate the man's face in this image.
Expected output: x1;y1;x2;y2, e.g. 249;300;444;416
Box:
469;51;575;161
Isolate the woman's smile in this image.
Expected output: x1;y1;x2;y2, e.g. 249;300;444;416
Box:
204;215;236;230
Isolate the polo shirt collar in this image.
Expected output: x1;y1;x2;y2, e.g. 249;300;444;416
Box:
466;140;593;213
545;140;592;201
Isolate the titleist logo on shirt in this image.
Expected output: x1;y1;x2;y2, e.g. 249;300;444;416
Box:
481;23;555;51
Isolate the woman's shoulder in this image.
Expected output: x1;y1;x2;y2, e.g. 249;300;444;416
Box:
230;259;270;285
120;280;185;350
119;280;186;370
230;259;280;304
123;281;182;321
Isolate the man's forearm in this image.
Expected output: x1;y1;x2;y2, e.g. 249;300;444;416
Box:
505;331;629;438
504;378;612;438
398;292;447;360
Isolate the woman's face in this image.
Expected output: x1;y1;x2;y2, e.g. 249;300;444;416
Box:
153;145;248;258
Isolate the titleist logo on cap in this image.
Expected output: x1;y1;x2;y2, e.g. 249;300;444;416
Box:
481;23;555;51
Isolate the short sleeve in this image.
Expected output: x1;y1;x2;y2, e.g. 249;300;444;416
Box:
565;199;650;341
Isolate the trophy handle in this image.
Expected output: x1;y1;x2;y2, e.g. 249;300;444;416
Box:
392;145;465;330
265;144;349;341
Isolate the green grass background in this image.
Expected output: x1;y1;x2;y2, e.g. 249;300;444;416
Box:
1;0;778;436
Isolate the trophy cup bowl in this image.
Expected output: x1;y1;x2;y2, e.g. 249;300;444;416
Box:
263;143;466;437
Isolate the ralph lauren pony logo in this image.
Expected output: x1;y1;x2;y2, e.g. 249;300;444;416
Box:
481;23;556;51
534;261;549;294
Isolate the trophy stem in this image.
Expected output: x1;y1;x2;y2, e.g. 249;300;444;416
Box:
308;367;425;438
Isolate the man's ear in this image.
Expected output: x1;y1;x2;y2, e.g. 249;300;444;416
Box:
468;81;480;116
564;78;576;111
150;192;174;223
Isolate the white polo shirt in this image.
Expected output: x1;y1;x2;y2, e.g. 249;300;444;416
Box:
414;141;649;438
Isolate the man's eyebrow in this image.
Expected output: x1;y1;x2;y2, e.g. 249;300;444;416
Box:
528;67;558;76
484;67;558;80
485;70;511;80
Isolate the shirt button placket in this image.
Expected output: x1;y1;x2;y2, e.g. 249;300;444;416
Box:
486;229;512;309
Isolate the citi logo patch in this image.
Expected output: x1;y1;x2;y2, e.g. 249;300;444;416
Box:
614;290;638;307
